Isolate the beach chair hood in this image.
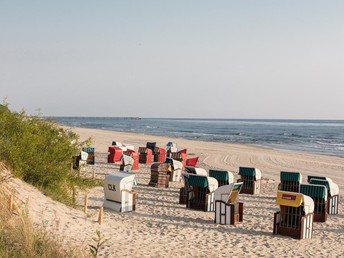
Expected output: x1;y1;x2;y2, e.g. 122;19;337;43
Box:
239;167;262;180
276;191;314;214
214;182;243;203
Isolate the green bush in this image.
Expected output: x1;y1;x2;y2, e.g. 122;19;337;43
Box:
0;103;92;203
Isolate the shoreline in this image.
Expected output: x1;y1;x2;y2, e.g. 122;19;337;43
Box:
60;120;344;159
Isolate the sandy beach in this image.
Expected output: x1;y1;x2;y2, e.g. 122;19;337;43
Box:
3;127;344;257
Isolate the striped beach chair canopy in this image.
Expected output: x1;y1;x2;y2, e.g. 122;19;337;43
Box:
300;184;327;201
188;174;218;192
309;179;339;196
239;167;262;180
276;191;314;214
209;169;234;184
307;175;331;183
280;171;302;183
82;147;95;153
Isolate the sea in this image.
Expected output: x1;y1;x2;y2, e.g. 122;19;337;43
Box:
50;117;344;158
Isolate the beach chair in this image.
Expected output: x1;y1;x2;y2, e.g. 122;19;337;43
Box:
186;174;218;212
273;191;314;239
154;147;166;162
138;147;153;164
108;146;123;164
149;163;171;188
214;182;244;225
186;157;199;167
300;184;328;222
209;169;234;187
170;151;187;170
82;147;95;164
120;154;134;172
123;150;140;171
103;172;136;212
72;150;88;170
179;167;208;204
238;167;261;195
309;178;339;215
165;157;183;182
279;171;302;192
166;142;178;156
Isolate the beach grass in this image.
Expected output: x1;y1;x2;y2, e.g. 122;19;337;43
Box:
0;180;86;258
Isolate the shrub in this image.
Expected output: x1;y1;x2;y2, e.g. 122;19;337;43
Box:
0;103;92;204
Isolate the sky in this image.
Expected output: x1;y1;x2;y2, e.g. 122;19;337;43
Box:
1;1;344;119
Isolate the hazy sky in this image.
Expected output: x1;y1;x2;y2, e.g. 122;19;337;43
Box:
1;1;344;119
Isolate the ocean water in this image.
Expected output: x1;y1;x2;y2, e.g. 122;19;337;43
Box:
50;117;344;158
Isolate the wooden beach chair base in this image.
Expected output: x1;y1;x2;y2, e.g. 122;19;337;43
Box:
273;211;314;239
215;201;243;225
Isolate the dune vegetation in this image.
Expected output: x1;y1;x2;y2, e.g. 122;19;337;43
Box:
0;103;101;257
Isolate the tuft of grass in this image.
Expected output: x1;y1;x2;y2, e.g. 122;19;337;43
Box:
89;230;109;258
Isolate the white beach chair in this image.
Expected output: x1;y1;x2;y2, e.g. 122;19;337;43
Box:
103;172;136;212
214;182;244;225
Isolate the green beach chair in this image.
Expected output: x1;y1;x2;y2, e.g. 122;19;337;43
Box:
209;169;234;187
309;178;339;215
186;174;218;212
238;167;262;195
300;184;328;222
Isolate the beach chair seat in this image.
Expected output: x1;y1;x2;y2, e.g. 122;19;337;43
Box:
123;150;140;171
273;191;314;239
103;172;136;212
238;167;261;195
209;169;234;187
149;163;171;188
138;147;153;164
108;146;123;164
300;184;328;222
309;178;339;215
214;182;244;225
82;147;95;164
279;171;302;192
186;174;218;212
